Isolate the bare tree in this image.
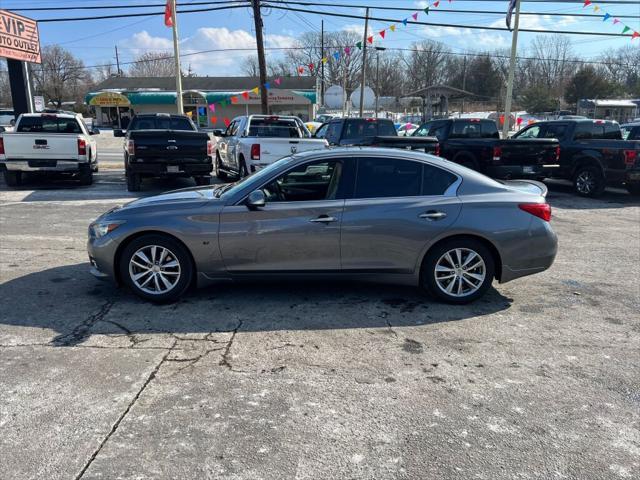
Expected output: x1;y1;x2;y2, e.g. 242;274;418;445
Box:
401;40;451;93
241;55;260;77
93;62;118;83
31;45;92;108
0;60;11;107
598;44;640;96
128;51;175;77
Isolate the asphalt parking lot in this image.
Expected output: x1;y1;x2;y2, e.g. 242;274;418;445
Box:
0;159;639;479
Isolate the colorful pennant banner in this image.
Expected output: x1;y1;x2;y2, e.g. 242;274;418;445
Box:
583;0;638;40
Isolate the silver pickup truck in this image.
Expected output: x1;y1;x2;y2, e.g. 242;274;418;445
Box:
0;113;99;186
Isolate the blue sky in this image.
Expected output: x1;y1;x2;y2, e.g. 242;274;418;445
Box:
4;0;640;75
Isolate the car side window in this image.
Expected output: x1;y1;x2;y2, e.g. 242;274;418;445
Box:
423;164;458;196
261;160;344;202
224;120;236;137
428;123;448;140
377;121;396;136
355;157;422;199
573;123;593;140
516;125;541;138
603;123;621;140
413;123;432;137
542;124;567;139
314;123;328;138
325;121;342;144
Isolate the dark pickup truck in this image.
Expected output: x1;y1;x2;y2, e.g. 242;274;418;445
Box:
314;118;438;154
622;123;640;141
115;113;213;192
513;119;640;196
411;118;560;180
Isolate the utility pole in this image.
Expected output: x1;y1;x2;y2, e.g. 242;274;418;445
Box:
461;55;467;115
358;7;369;117
115;46;121;76
170;0;184;113
251;0;269;114
502;0;520;138
374;47;385;116
320;19;325;107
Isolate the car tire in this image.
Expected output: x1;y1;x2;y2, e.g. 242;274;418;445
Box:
421;238;495;304
215;153;227;180
4;171;22;187
626;184;640;196
78;165;93;186
573;165;605;197
119;234;194;303
238;156;248;179
126;171;141;192
194;176;210;186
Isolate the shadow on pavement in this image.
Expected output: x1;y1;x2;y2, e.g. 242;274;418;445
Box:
0;263;513;346
545;180;640;209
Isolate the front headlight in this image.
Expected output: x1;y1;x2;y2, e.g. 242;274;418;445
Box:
90;220;125;238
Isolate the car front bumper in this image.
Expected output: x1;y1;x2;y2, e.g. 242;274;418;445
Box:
87;234;121;284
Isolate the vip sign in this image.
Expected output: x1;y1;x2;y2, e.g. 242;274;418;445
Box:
0;10;41;63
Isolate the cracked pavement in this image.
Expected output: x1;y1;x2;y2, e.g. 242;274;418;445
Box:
0;170;639;479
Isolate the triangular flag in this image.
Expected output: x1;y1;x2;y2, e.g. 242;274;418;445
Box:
208;103;215;112
210;116;217;124
345;46;351;55
219;100;227;107
164;0;173;27
223;117;230;127
230;96;238;104
390;24;396;32
308;63;314;71
583;0;591;6
241;91;249;100
356;41;362;49
603;13;611;21
298;66;305;74
424;7;429;15
379;30;385;39
402;18;408;26
264;82;270;89
367;36;373;44
632;31;640;40
412;12;418;21
185;110;192;117
434;1;440;7
274;77;281;85
321;57;328;64
251;87;259;94
622;26;631;34
593;5;600;12
333;52;340;61
613;18;621;25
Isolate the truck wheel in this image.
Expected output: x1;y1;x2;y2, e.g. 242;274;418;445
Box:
574;165;605;197
126;171;141;192
215;153;227;180
238;157;248;179
626;184;640;196
3;171;22;187
78;165;93;186
194;176;210;186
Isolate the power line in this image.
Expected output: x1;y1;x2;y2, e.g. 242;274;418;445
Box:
14;1;240;11
262;3;639;37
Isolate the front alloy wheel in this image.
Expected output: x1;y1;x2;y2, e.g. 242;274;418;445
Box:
574;166;604;197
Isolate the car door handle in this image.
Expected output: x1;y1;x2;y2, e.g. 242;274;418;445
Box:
419;211;447;220
309;215;337;223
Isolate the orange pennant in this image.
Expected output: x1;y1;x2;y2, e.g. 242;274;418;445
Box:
230;96;238;104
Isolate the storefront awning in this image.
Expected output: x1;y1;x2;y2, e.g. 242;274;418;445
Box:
292;90;316;103
86;91;130;106
126;91;177;105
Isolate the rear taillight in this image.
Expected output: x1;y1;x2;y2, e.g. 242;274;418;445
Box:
207;140;213;156
519;203;551;222
434;143;441;157
555;145;561;162
250;143;260;160
127;139;135;155
77;138;87;156
623;149;637;167
0;138;4;155
492;145;502;162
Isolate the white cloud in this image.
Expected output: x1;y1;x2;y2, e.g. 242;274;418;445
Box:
120;28;296;75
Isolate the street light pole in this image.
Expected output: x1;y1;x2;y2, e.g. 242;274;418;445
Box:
358;7;369;117
374;47;385;117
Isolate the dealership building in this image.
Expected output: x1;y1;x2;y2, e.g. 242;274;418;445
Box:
85;76;317;128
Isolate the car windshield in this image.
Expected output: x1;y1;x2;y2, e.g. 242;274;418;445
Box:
214;156;296;198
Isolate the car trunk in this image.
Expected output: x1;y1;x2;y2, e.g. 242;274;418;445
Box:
130;130;208;163
500;179;548;197
248;138;327;164
3;133;83;160
498;138;559;167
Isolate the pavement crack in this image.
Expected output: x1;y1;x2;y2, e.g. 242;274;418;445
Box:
385;318;398;337
74;339;177;480
219;320;244;371
51;300;115;347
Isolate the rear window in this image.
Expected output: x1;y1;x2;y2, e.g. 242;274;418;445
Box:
343;119;395;140
450;120;497;139
17;116;82;134
573;121;621;140
248;118;301;138
129;116;194;131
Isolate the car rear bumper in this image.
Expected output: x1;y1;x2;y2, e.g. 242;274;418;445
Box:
486;164;545;179
127;160;212;176
500;220;558;283
0;160;88;172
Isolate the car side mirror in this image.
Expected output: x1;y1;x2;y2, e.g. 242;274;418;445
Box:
113;129;124;137
0;126;5;133
90;128;100;135
246;190;266;209
212;129;224;137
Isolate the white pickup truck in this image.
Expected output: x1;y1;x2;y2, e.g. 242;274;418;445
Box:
0;112;99;187
213;115;328;179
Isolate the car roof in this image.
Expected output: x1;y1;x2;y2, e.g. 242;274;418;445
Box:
621;122;640;127
20;113;78;119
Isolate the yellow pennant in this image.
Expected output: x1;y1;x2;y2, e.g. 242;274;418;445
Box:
593;5;600;12
390;24;396;32
251;87;259;94
321;57;328;64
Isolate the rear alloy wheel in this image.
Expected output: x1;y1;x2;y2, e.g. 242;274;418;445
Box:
422;239;495;304
126;171;141;192
4;171;23;187
215;153;227;180
120;234;193;303
574;165;605;197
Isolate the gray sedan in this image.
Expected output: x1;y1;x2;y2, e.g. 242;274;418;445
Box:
88;148;557;304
